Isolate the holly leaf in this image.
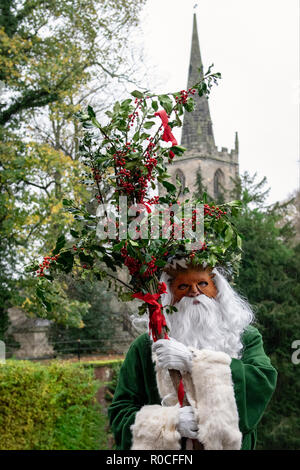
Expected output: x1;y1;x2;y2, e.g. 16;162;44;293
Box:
52;235;66;255
158;95;173;115
24;263;39;273
121;98;132;107
131;90;144;99
87;105;96;118
151;100;159;111
162;180;177;194
70;229;80;238
175;113;182;127
102;255;117;272
36;286;52;312
112;240;126;252
119;292;134;302
63;199;73;207
129;240;139;246
138;304;148;315
183;97;195;112
171;145;186;156
144;121;156;129
133;131;140;142
79;252;94;266
154;259;166;267
56;251;74;273
237;234;242;250
225;226;233;244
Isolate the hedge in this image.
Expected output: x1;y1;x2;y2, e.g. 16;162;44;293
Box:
0;360;109;450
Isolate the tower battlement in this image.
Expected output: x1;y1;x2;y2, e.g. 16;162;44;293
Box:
217;143;239;163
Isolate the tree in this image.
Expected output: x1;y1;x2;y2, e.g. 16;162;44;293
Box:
232;172;300;450
0;0;146;332
279;189;300;246
49;279;116;356
0;0;147;258
0;0;146;126
193;167;208;199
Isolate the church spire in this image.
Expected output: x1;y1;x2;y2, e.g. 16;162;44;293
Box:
181;14;216;154
235;131;239;153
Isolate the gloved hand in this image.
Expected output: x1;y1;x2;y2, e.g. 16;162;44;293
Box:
177;406;198;439
152;338;192;373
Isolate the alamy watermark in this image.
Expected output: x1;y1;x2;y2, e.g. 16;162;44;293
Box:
0;340;5;364
291;340;300;365
95;197;204;251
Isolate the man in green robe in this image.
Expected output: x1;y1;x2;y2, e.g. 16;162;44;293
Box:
108;259;277;450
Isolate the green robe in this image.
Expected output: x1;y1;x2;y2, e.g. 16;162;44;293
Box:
108;325;277;450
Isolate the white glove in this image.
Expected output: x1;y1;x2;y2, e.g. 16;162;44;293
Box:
177;406;198;439
152;338;192;373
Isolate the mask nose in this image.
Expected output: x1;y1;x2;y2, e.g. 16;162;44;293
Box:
189;284;200;297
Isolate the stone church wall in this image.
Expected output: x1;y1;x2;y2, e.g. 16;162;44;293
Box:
167;151;239;201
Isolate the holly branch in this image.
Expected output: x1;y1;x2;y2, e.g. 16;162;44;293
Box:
25;65;242;331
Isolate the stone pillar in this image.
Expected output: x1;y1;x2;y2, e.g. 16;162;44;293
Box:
7;308;54;359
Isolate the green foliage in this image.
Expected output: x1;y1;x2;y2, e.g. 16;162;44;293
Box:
0;359;109;450
233;173;298;305
194;167;208;199
0;0;146;126
80;359;123;368
105;362;122;403
52;403;110;450
233;172;300;450
19;277;90;328
49;279;116;353
255;302;300;450
0;0;146;331
235;212;294;304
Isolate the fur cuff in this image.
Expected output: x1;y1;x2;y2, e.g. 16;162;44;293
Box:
130;404;181;450
190;349;242;450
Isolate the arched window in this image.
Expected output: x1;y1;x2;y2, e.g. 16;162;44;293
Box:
175;169;185;195
214;169;225;200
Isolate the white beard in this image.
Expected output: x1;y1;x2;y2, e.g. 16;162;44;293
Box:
131;268;254;359
165;295;228;352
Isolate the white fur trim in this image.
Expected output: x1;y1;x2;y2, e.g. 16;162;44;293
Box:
153;353;178;406
190;348;242;450
130;404;181;450
151;350;242;450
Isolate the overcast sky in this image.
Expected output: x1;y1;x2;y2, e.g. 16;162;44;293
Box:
137;0;299;204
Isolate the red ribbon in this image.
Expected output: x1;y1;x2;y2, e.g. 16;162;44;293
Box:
132;282;169;342
144;203;152;214
178;378;185;408
133;281;186;409
154;110;177;159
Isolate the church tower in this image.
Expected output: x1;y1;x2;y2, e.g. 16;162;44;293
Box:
168;14;239;201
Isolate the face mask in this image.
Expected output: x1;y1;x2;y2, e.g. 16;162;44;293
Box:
169;267;217;304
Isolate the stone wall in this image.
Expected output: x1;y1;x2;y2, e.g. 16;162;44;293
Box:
108;291;141;355
165;149;239;201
